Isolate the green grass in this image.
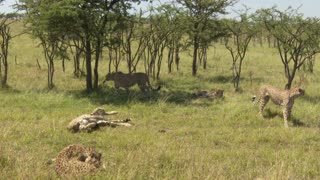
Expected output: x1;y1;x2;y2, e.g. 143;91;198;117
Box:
1;21;320;179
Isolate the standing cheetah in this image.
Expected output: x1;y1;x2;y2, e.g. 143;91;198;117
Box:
252;85;304;128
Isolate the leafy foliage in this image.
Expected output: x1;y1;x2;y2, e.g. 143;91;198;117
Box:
257;7;320;89
176;0;237;75
18;0;148;91
224;11;257;91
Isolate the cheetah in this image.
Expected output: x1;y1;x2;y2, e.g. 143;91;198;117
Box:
67;108;118;132
191;89;224;99
103;72;161;93
55;144;102;177
252;85;304;128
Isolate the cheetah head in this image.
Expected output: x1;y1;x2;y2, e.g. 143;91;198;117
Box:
86;151;102;168
103;71;124;83
90;108;107;116
290;87;305;97
103;72;115;83
78;150;102;168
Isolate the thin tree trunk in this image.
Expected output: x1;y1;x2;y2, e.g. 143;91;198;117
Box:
175;46;180;71
285;76;294;90
48;59;54;89
62;58;65;72
192;39;198;76
156;44;165;79
2;44;9;86
108;47;113;73
0;23;10;87
85;33;93;91
168;45;174;73
203;48;207;69
93;39;101;89
126;39;133;73
73;46;82;77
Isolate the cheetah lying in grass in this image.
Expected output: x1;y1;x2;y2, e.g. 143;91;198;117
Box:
55;144;102;177
67;108;132;132
252;85;304;128
191;89;224;99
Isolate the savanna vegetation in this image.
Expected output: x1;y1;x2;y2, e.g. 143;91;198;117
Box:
1;0;320;179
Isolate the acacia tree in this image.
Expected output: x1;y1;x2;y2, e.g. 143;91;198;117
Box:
258;7;320;89
19;0;72;89
38;34;67;89
198;18;227;69
105;10;151;74
78;0;146;90
122;13;149;73
177;0;236;76
146;14;170;79
69;38;85;77
156;3;187;73
0;0;12;87
224;12;257;91
19;0;147;91
303;54;316;73
107;30;124;73
147;3;190;78
0;16;11;87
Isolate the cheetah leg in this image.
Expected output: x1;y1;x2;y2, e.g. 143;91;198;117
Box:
259;96;269;118
282;107;291;128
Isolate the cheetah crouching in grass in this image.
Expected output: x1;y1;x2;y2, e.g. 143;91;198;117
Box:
55;144;102;177
252;85;304;128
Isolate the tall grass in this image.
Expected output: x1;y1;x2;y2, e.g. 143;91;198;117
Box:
0;21;320;179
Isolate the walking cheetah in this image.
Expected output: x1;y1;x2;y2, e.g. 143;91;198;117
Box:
103;72;161;93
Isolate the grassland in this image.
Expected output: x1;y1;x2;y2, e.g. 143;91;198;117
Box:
1;21;320;179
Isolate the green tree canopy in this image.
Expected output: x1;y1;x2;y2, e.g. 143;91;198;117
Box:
177;0;237;76
257;7;320;89
224;10;257;91
18;0;147;91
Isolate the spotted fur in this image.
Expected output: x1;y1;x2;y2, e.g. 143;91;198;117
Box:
55;144;101;177
252;85;304;128
103;72;161;93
